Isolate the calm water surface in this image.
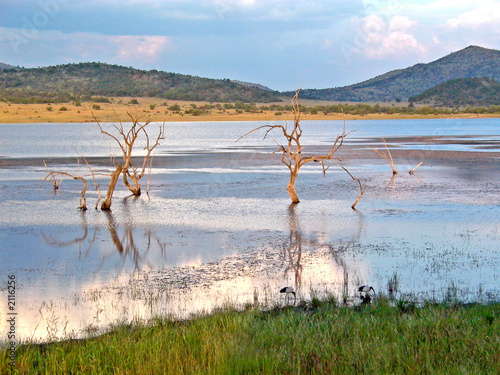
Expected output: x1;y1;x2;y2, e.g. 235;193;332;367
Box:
0;119;499;343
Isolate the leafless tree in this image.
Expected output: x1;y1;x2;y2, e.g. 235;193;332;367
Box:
43;170;88;210
43;112;163;210
374;138;398;175
409;162;423;175
238;89;363;205
98;164;122;210
94;112;165;196
43;157;107;210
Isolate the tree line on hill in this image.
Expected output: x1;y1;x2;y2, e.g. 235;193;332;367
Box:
0;62;281;104
409;77;500;107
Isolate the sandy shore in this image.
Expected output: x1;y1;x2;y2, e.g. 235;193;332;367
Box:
1;97;499;123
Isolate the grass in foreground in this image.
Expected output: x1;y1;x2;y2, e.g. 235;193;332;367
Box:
2;298;499;374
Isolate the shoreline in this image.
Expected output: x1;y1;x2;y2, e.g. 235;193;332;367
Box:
1;98;499;123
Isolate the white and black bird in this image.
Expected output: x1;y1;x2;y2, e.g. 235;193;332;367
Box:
358;285;375;304
280;286;296;304
358;285;375;294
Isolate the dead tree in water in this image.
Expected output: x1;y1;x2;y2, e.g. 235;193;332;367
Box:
43;157;104;211
94;112;165;196
374;138;398;175
101;164;122;210
238;89;363;206
42;168;89;211
43;113;163;210
409;162;423;175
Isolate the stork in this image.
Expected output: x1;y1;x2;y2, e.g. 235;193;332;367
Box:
358;285;375;304
280;286;296;304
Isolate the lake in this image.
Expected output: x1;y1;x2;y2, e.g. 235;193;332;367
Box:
1;118;499;343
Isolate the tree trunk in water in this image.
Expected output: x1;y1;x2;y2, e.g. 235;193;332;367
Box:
123;171;141;196
287;173;300;203
74;176;88;211
101;164;122;210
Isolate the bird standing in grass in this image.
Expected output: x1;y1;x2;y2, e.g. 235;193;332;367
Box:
280;286;296;304
358;285;375;304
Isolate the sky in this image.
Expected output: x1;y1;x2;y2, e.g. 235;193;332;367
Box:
0;0;499;91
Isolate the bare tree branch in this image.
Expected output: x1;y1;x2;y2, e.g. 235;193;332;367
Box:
409;162;423;175
42;170;88;210
237;88;361;205
374;138;398;175
94;111;165;196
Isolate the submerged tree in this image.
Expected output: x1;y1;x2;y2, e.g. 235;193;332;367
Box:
373;138;398;175
238;89;364;207
94;112;165;197
42;157;102;211
43;113;164;210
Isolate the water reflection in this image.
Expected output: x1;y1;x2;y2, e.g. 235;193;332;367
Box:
42;212;96;260
41;210;167;274
282;203;356;304
21;200;363;342
283;204;303;291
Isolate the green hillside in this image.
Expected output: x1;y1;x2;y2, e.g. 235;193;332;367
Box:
0;62;280;103
410;77;500;107
297;45;500;102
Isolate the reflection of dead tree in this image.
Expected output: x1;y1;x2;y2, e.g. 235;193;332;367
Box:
283;204;350;298
94;112;165;196
329;243;350;305
41;210;163;276
283;204;304;289
374;138;398;175
41;213;98;260
103;211;155;272
238;89;360;204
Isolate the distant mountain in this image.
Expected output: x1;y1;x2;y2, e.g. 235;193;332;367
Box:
0;62;17;70
296;46;500;102
409;77;500;107
0;62;280;103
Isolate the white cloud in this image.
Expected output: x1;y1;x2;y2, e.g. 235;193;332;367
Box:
356;15;426;59
113;35;173;63
446;2;500;29
0;27;174;67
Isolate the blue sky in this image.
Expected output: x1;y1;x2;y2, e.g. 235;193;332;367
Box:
0;0;499;91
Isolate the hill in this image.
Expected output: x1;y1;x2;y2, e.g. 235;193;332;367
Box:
296;45;500;102
0;62;17;70
0;62;280;103
409;77;500;107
